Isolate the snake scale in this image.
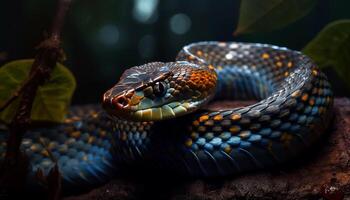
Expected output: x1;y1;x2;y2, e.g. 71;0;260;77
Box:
0;42;333;190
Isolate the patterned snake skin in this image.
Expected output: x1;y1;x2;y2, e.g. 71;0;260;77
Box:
0;42;333;189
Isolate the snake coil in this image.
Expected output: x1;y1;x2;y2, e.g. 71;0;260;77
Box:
0;42;333;189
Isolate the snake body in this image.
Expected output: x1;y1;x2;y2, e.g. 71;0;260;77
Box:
0;42;333;189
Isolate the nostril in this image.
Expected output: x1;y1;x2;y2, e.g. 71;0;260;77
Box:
113;96;128;108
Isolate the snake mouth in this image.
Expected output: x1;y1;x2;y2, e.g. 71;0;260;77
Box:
106;98;198;121
103;89;185;121
104;89;213;121
128;101;195;121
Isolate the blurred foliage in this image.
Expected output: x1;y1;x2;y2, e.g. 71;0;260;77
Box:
0;0;350;102
0;60;76;123
234;0;316;35
303;20;350;89
236;0;350;94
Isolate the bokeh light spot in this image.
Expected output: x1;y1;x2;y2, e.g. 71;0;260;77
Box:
169;13;191;35
133;0;159;23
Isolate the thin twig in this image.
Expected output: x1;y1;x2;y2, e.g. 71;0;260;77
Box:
51;0;72;40
0;73;35;113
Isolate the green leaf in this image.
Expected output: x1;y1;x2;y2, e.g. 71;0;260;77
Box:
234;0;316;35
0;59;76;123
303;20;350;89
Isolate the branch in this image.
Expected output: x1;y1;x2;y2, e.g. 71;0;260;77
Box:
0;80;26;113
0;0;72;113
0;0;72;198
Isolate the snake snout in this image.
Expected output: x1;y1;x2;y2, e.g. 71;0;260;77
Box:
103;90;136;119
113;95;129;109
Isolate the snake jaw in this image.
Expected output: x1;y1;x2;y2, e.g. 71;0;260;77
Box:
110;83;215;122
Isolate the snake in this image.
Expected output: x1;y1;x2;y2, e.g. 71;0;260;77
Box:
0;42;333;190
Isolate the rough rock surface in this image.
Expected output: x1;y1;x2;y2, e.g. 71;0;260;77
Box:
65;98;350;200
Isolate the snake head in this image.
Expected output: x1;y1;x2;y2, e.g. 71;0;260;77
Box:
103;62;217;121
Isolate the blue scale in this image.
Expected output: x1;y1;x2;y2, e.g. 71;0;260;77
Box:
227;136;241;146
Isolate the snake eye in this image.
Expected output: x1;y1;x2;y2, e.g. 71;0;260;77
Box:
153;81;167;97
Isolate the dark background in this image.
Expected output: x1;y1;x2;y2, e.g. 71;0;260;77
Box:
0;0;349;104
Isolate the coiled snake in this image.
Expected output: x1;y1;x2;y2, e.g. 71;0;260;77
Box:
0;42;333;189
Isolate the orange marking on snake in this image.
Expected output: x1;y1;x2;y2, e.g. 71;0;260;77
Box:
231;114;241;121
224;146;232;153
301;93;309;101
276;61;283;67
309;98;315;106
130;94;143;106
261;53;270;59
229;126;240;133
199;115;209;122
185;138;193;147
213;115;223;121
189;69;216;92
